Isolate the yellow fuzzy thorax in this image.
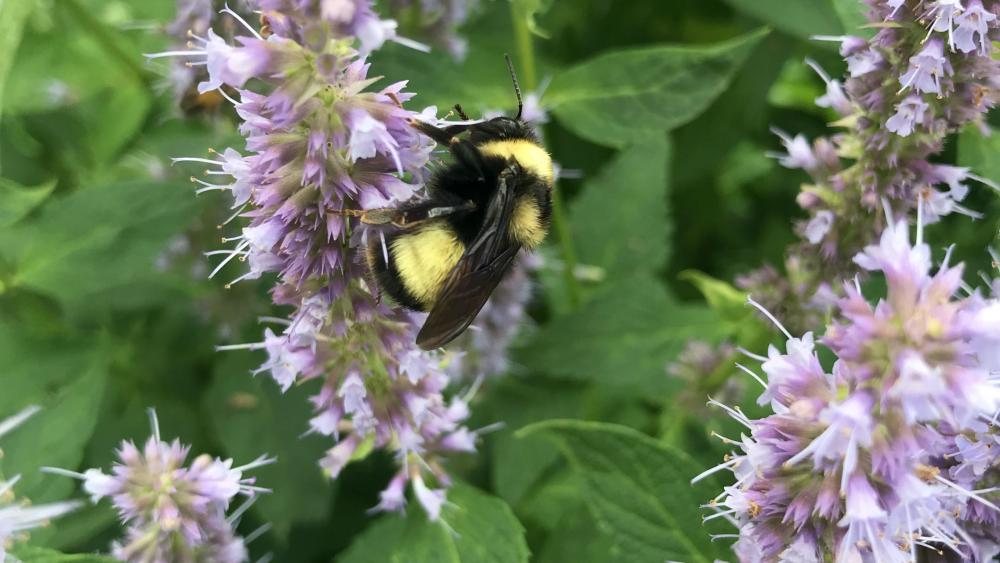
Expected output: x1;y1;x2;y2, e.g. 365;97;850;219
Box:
391;225;466;307
478;140;554;184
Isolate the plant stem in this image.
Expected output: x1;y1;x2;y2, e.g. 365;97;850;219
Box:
509;2;581;308
510;2;538;92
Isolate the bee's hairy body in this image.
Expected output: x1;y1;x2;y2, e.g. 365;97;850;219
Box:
368;126;553;312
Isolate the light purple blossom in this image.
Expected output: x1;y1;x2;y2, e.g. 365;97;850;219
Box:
928;0;966;46
954;0;997;54
836;475;901;563
164;0;216;104
698;220;1000;561
846;47;882;77
45;410;272;563
807;59;853;116
773;0;1000;285
703;2;1000;557
387;0;478;59
257;0;401;53
804;210;834;244
769;129;818;172
900;38;952;95
886;95;929;137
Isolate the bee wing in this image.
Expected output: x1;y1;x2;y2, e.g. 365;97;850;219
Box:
416;166;522;350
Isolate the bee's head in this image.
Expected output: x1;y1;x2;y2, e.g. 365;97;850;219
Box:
467;56;539;143
489;115;526;136
470;115;534;143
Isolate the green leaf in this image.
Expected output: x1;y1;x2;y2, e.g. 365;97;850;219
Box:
671;33;792;187
0;177;55;227
832;0;870;36
0;323;109;507
571;135;671;280
0;0;38;173
4;3;134;116
3;1;151;168
514;275;719;395
677;270;769;347
477;378;587;508
519;420;729;563
40;504;118;553
768;58;828;113
83;74;151;165
338;483;530;563
0;180;198;311
958;125;1000;186
678;270;747;321
205;354;333;540
535;493;626;563
722;0;843;39
9;546;117;563
372;1;527;117
544;28;769;147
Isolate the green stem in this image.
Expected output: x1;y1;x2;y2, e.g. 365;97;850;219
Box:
62;0;148;84
549;189;579;306
510;2;538;91
509;2;581;308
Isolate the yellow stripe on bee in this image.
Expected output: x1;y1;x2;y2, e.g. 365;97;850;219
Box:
479;140;554;184
511;196;546;248
391;224;466;306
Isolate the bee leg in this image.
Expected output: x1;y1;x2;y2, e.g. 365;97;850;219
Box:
360;200;476;228
409;119;470;145
362;238;386;304
370;270;384;305
453;104;471;120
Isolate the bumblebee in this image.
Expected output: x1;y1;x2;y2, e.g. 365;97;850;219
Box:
363;56;553;350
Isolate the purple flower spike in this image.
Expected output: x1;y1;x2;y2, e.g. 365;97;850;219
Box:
158;0;485;520
698;218;1000;561
46;410;273;563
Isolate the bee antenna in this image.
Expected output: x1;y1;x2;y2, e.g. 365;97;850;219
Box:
504;53;523;120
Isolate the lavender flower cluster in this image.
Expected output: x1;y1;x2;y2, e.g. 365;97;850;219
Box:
165;1;258;113
802;0;999;257
154;0;481;519
739;0;1000;331
387;0;478;60
699;219;1000;561
47;411;272;563
0;406;82;561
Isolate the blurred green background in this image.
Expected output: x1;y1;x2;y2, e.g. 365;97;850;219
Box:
1;0;997;561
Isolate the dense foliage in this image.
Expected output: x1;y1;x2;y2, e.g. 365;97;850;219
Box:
1;0;998;561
